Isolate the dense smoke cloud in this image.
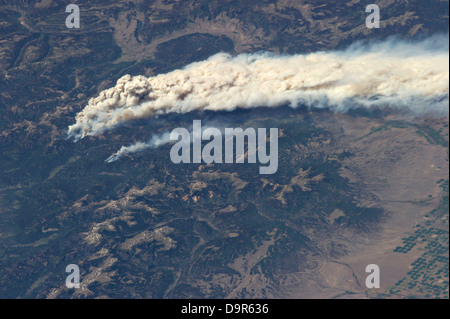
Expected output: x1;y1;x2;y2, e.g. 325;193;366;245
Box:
68;34;449;141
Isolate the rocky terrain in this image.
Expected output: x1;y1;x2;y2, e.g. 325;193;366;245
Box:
0;0;448;298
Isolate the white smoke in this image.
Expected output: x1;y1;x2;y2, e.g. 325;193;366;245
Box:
105;131;171;163
68;34;449;141
105;122;222;162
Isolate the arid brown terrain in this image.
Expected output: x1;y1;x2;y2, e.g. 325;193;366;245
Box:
0;0;448;299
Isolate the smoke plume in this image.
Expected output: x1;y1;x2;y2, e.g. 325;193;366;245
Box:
106;131;171;163
68;34;449;141
105;121;221;162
